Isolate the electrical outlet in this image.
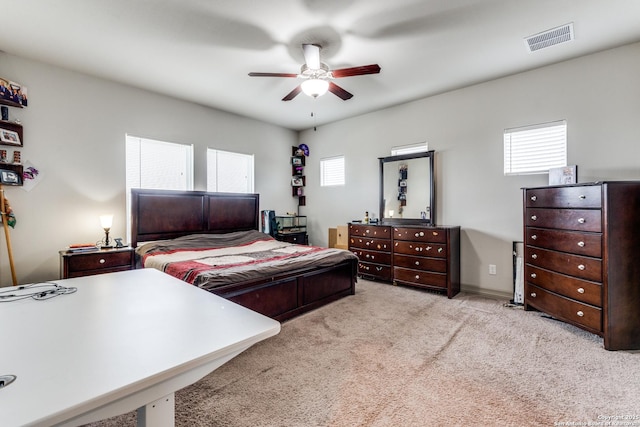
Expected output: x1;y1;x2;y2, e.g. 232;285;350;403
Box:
489;264;497;275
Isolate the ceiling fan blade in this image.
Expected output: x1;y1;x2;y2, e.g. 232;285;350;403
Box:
328;82;353;100
282;85;302;101
302;44;321;69
331;64;381;78
248;72;299;78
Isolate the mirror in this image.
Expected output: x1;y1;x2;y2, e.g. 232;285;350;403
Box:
379;150;435;225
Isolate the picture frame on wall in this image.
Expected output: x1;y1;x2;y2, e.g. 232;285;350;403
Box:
0;77;28;108
0;128;21;146
291;177;304;186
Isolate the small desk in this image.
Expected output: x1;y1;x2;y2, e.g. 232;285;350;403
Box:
0;269;281;427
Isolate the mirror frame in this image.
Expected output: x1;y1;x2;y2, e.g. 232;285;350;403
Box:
379;150;435;226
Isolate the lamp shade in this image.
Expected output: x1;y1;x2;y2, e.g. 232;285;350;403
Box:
100;214;113;229
301;78;329;98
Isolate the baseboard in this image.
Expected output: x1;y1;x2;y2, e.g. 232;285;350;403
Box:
460;284;512;301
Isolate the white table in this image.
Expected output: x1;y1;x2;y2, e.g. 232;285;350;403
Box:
0;269;280;427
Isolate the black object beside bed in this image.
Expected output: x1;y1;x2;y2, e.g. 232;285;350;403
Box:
130;188;357;321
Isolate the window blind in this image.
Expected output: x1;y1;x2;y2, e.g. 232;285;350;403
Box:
320;155;345;186
207;149;254;193
504;120;567;175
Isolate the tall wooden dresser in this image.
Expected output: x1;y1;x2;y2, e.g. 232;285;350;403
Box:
523;182;640;350
348;223;460;298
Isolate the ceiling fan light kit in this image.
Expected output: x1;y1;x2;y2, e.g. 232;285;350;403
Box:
301;78;329;98
249;43;381;101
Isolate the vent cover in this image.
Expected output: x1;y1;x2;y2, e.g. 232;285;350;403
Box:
525;23;574;52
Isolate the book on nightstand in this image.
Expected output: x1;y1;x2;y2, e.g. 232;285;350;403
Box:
67;244;99;253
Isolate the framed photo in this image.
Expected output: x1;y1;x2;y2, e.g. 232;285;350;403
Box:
0;169;22;185
291;177;304;186
549;165;578;185
292;157;303;166
0;78;28;108
0;128;21;146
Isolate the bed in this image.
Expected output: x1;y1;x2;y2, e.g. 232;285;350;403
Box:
130;188;357;321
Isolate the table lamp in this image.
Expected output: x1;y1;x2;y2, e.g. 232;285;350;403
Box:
100;214;113;249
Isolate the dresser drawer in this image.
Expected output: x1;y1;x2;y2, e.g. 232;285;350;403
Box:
349;224;391;238
526;284;602;333
393;254;447;273
526;265;602;307
394;267;447;288
393;241;447;258
526;227;602;257
525;246;602;282
357;262;392;281
393;227;447;243
525;208;601;232
350;248;392;265
525;185;601;209
349;237;392;252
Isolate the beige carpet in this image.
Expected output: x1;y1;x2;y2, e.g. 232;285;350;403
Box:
86;279;640;427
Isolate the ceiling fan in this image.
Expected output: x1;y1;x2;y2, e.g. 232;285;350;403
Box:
248;44;381;101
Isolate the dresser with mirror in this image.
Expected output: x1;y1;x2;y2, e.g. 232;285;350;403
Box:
349;150;461;298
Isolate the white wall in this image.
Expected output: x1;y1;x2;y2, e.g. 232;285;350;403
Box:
3;42;639;295
0;53;298;285
300;42;640;297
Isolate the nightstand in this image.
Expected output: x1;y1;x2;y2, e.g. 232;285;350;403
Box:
59;247;135;279
275;231;308;245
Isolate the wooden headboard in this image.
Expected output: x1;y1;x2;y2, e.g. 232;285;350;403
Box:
130;189;260;247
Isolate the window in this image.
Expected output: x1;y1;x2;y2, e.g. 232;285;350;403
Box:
320;155;345;187
504;120;567;175
125;135;194;240
207;149;254;193
391;142;428;156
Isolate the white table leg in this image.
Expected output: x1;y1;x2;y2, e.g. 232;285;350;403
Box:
136;393;175;427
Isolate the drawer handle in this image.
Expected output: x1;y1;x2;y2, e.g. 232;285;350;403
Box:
531;234;537;240
531;254;537;259
577;241;585;247
415;275;420;280
426;246;432;251
530;292;537;298
579;195;586;200
530;195;537;201
531;215;537;221
99;259;106;264
415;261;420;266
438;248;443;253
577;287;585;294
420;232;425;236
530;273;537;279
577;218;585;224
415;232;420;237
578;264;585;271
577;311;584;317
376;266;383;271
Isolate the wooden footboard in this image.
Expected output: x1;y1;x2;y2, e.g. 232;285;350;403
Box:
213;260;357;322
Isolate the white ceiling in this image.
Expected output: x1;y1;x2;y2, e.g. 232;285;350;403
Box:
2;0;640;131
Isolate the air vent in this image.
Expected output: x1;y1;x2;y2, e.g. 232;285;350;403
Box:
525;23;574;52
